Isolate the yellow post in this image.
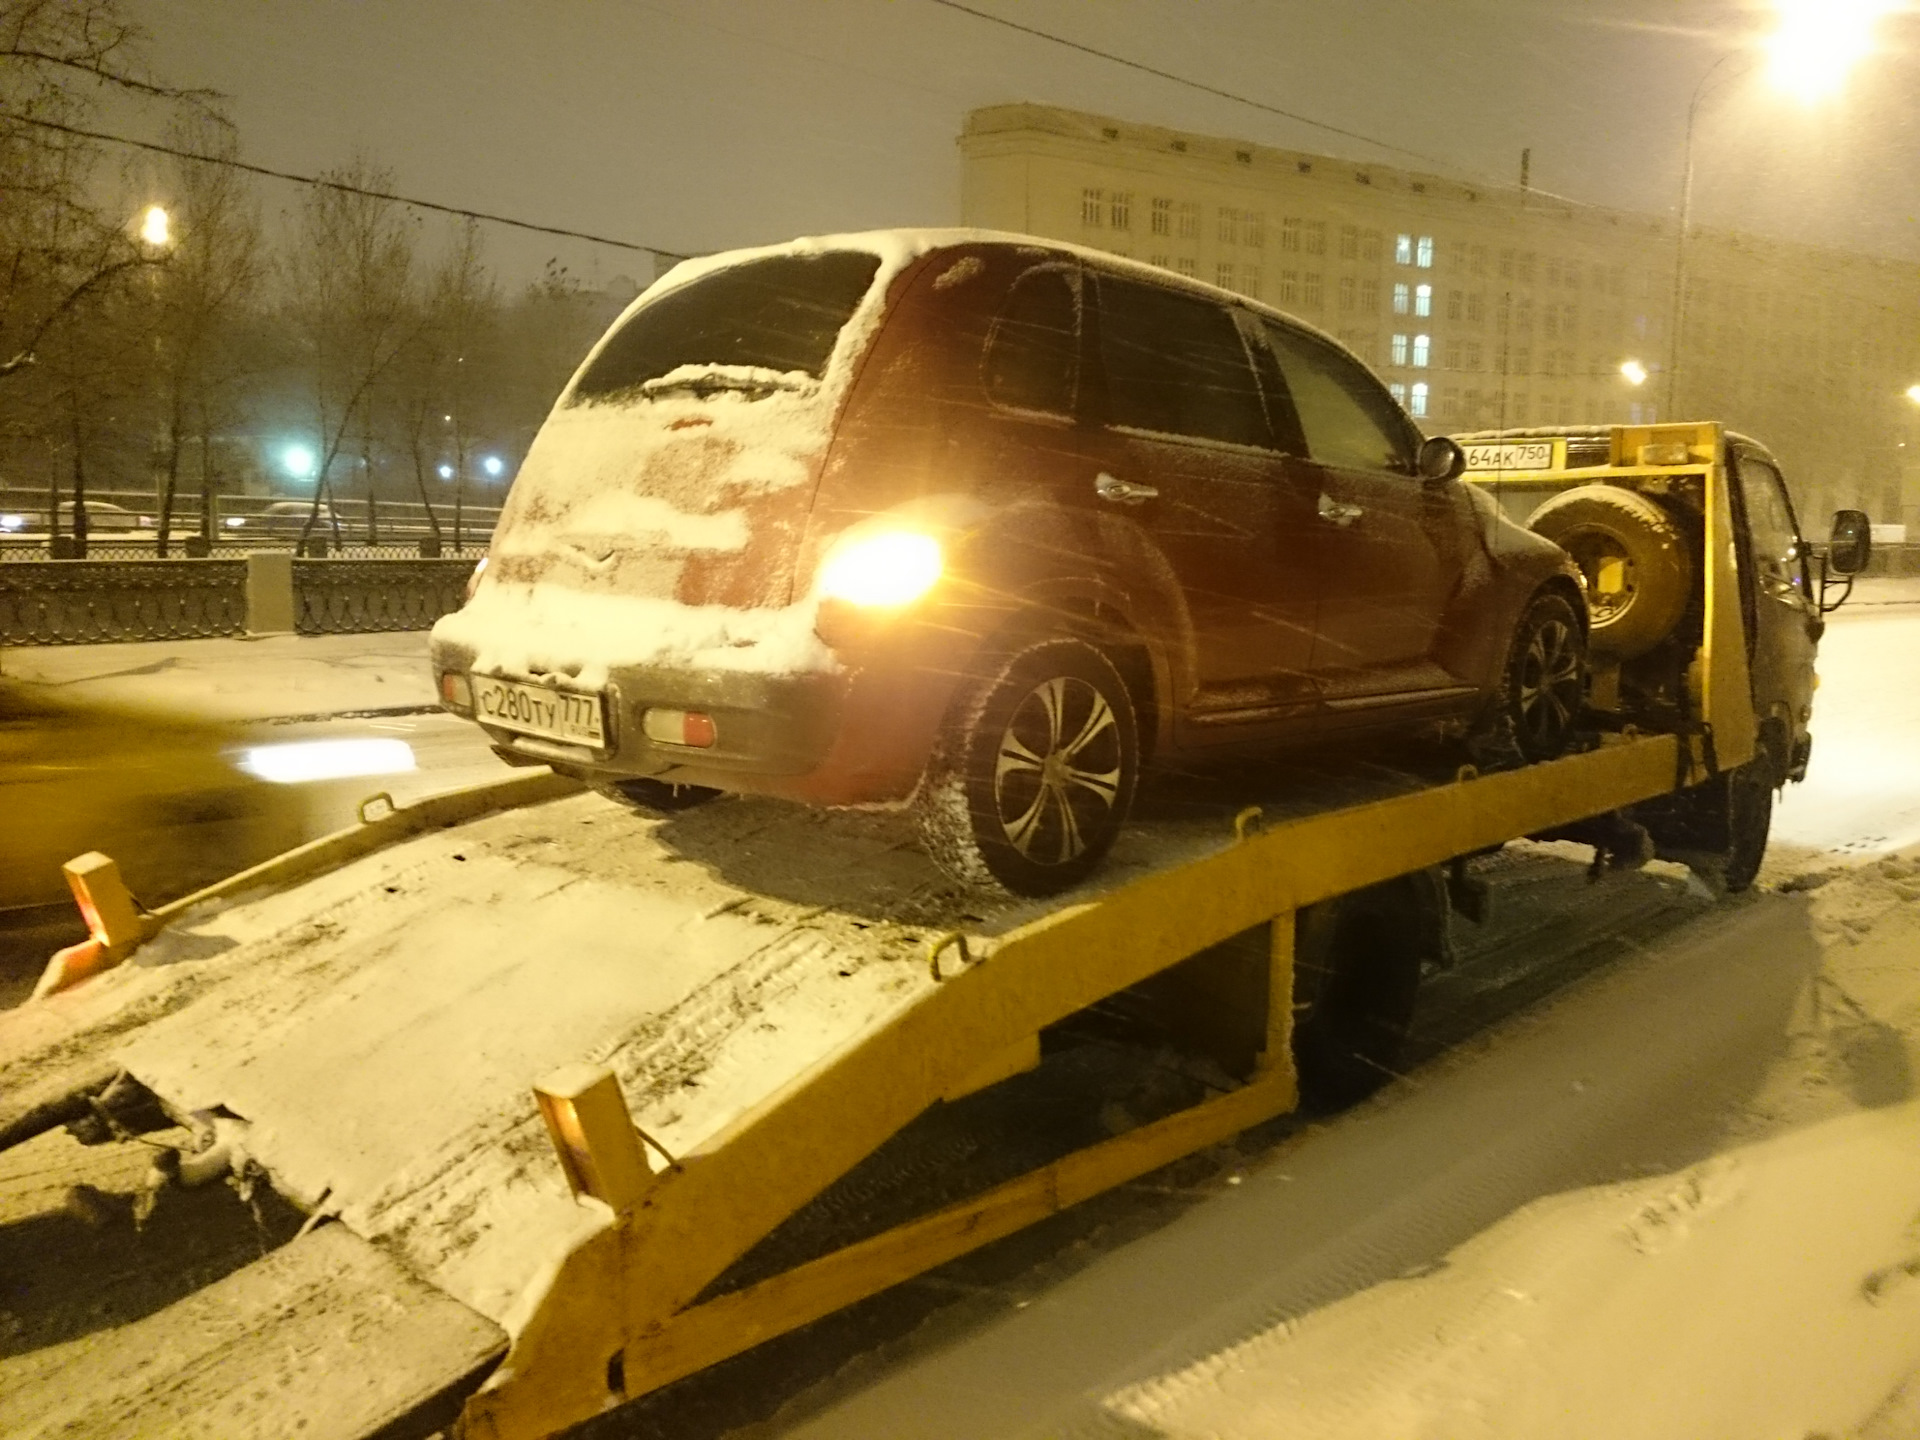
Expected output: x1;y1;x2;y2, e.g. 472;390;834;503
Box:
32;852;145;999
534;1064;655;1214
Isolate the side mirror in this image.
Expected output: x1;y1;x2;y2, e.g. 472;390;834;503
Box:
1417;435;1465;484
1827;508;1871;575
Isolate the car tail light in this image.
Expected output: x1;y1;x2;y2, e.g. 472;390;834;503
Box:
643;709;717;748
440;672;473;710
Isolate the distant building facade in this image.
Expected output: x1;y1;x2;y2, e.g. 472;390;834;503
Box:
959;103;1920;527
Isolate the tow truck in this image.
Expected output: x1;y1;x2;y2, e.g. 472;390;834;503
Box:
0;422;1869;1439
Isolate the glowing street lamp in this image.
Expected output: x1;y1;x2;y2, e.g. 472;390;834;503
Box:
1905;384;1920;405
437;463;455;480
1765;0;1887;103
481;455;506;480
282;444;318;481
138;205;171;249
1620;359;1650;387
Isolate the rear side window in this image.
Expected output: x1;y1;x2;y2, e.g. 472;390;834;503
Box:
570;251;882;403
984;267;1079;417
1261;320;1415;473
1095;275;1270;448
1738;455;1805;585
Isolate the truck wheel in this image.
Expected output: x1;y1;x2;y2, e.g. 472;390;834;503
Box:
594;778;723;812
1477;591;1586;766
1721;758;1775;894
1527;485;1692;659
917;638;1140;896
1291;869;1448;1108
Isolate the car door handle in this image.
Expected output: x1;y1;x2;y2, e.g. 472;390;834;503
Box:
1095;472;1159;506
1317;494;1364;527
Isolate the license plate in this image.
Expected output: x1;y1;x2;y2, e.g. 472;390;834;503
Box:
471;676;606;747
1462;440;1556;474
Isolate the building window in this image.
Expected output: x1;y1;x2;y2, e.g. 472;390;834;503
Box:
1151;197;1172;236
1082;188;1103;227
1360;278;1379;310
1414;283;1432;318
1395;233;1413;265
1246;212;1267;248
1110;193;1132;231
1219;208;1239;244
1339;225;1359;260
1391;333;1409;366
1465;340;1483;370
1412;334;1431;367
1338;275;1356;311
1447;289;1464;321
1393;282;1410;315
1280;216;1300;252
1409;381;1429;416
1177;203;1199;239
1150;254;1170;270
1416;235;1434;268
1541;348;1557;376
1278;270;1298;304
1176;256;1197;277
1467;292;1484;323
1303;272;1322;308
1471;244;1488;276
1242;267;1262;298
1441;385;1459;418
1305;220;1326;255
1217;261;1235;289
1361;229;1382;262
1389;382;1407;404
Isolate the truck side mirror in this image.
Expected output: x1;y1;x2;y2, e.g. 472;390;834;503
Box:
1417;435;1465;484
1827;509;1871;575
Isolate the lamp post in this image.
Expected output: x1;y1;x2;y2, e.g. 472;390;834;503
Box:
1662;51;1752;420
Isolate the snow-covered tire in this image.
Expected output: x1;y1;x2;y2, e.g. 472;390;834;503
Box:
1720;758;1775;894
916;638;1140;897
1527;484;1692;660
1475;590;1586;767
594;778;723;812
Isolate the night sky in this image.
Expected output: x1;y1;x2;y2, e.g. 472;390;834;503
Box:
129;0;1919;284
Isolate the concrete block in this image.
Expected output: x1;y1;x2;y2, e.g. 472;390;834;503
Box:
246;551;296;635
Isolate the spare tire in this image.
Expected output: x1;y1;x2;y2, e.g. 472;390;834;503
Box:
1526;484;1692;660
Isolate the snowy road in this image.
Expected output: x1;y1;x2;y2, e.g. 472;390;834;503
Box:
589;593;1920;1440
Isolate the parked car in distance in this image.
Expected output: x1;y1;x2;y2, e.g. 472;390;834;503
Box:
433;229;1588;894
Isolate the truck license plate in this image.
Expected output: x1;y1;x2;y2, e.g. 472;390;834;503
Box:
471;677;606;747
1462;440;1556;473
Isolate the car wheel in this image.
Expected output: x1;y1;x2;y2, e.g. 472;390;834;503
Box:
1526;485;1692;659
1478;591;1586;766
1720;757;1775;894
594;778;723;812
916;637;1140;897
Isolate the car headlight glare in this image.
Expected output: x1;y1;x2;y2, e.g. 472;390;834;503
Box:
817;531;943;608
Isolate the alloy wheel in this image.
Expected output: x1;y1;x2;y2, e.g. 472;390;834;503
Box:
1515;614;1582;751
991;675;1124;865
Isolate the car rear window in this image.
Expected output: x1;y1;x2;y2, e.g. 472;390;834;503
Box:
570;251;883;403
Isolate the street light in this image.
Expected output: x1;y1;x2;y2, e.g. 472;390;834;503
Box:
1766;0;1888;103
481;455;505;479
1906;384;1920;405
138;205;171;249
1620;359;1650;387
282;444;318;481
437;463;455;480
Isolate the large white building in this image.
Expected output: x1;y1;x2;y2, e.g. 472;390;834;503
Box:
959;103;1920;527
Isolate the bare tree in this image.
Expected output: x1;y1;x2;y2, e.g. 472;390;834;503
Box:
282;153;419;553
146;115;262;554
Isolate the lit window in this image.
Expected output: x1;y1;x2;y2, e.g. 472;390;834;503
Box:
1303;273;1322;308
1217;261;1235;289
1176;257;1197;276
1339;275;1356;311
1412;334;1430;367
1393;282;1410;315
1305;221;1326;256
1391;333;1409;365
1395;233;1413;265
1151;197;1172;236
1082;189;1103;227
1409;382;1429;416
1339;225;1358;260
1110;193;1132;231
1414;284;1432;318
1389;382;1408;404
1416;236;1434;268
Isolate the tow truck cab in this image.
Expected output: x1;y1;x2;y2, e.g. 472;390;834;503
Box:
1455;421;1870;887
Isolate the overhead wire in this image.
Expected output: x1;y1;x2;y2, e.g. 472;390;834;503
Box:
0;109;685;259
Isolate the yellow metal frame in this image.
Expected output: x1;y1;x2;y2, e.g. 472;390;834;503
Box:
462;734;1687;1440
